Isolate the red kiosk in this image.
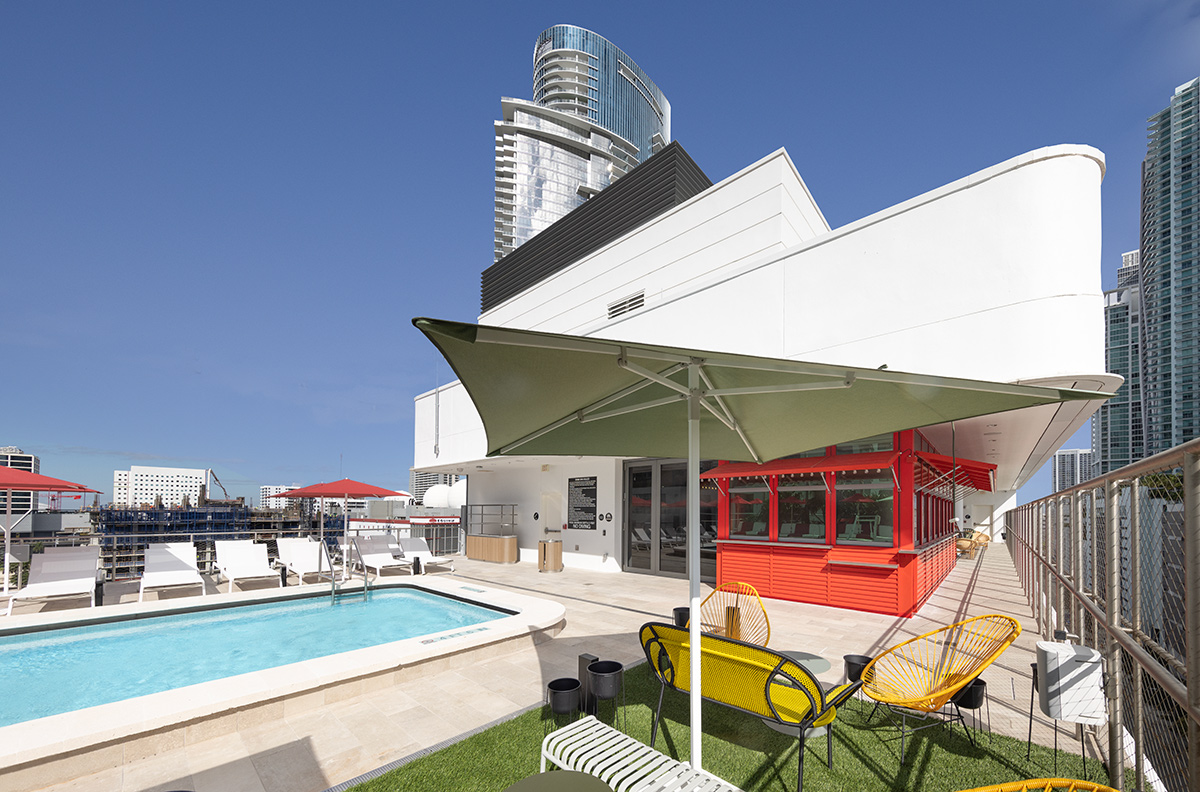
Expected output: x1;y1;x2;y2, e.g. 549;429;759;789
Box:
702;430;994;618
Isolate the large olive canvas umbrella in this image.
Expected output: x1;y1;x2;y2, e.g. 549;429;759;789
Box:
413;316;1112;771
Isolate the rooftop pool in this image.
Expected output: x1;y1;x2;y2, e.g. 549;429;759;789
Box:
0;587;508;728
0;577;566;787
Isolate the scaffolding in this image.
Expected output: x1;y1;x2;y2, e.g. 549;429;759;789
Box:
93;506;308;581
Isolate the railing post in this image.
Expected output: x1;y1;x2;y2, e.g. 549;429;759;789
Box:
1055;496;1064;635
1105;478;1124;790
1092;487;1101;645
1184;450;1200;792
1041;501;1051;639
1129;478;1145;791
1074;490;1084;638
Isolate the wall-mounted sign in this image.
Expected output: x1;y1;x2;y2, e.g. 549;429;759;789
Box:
567;476;598;531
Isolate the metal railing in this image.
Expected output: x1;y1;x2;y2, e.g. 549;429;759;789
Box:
4;522;464;585
1005;437;1200;792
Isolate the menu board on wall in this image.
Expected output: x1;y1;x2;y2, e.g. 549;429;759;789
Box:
567;476;597;531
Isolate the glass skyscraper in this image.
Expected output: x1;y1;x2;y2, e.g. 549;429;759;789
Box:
1139;76;1199;456
1092;251;1143;476
494;25;671;263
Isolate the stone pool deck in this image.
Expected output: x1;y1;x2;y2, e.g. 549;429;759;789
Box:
11;542;1087;792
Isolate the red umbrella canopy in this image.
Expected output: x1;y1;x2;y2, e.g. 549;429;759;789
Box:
274;478;403;500
0;466;99;493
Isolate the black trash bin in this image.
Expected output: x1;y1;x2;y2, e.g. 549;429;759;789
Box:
951;678;986;709
951;677;989;741
546;678;581;716
587;660;626;731
843;653;872;683
94;569;105;607
673;606;690;627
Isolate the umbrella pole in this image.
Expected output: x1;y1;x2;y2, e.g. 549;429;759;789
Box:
687;363;703;769
3;489;10;594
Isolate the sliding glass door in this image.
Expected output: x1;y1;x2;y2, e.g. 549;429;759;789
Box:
624;459;716;580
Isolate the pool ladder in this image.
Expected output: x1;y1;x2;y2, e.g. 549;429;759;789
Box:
328;541;369;604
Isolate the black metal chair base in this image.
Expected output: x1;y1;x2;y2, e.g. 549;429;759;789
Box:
876;703;975;763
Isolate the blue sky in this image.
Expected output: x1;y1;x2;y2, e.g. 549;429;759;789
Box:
3;2;1198;504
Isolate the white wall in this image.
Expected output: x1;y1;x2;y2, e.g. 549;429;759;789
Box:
465;457;624;572
482;149;829;335
414;382;487;470
598;146;1106;382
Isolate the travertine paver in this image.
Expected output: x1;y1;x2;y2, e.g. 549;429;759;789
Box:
25;541;1091;792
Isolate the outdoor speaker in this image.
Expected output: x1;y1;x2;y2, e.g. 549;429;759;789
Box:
1036;640;1106;725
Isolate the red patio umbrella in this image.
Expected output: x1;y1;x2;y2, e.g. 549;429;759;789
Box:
1;466;100;594
273;479;406;579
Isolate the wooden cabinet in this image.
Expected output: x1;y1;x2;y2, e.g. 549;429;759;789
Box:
466;534;518;564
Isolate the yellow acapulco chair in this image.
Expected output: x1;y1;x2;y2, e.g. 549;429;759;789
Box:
861;613;1021;762
955;780;1117;792
689;581;771;646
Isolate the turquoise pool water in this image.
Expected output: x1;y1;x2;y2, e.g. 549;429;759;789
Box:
0;588;506;727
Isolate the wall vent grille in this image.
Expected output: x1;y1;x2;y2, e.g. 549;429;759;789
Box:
608;291;645;319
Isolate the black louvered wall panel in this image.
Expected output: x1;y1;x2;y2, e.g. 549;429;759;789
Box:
481;142;712;313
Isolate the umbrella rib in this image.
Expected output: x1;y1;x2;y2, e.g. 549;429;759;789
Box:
579;362;687;418
617;355;691;396
697;397;736;431
696;367;763;464
579;394;684;423
499;361;689;454
704;376;855;397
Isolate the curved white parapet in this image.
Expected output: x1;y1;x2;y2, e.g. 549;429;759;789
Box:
603;144;1107;386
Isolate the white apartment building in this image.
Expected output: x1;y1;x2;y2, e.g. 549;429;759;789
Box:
260;484;302;510
112;466;210;508
1051;448;1095;492
1;446;40;515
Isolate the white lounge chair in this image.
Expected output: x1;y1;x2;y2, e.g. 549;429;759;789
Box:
139;543;206;602
276;537;336;584
214;540;282;594
398;536;454;573
352;535;413;578
6;545;101;616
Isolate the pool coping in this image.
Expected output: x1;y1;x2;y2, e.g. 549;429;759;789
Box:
0;576;566;777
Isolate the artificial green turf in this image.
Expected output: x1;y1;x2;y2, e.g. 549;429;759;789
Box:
350;662;1114;792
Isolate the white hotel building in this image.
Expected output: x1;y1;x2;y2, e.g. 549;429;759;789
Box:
260;485;303;510
113;466;210;508
413;142;1118;615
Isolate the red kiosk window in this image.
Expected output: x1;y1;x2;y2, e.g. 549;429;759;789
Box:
778;471;826;543
728;478;770;540
835;470;894;546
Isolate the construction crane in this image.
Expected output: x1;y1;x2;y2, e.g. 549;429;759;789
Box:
209;469;231;500
199;469;244;507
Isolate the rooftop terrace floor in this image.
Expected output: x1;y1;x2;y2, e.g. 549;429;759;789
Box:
15;541;1091;792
